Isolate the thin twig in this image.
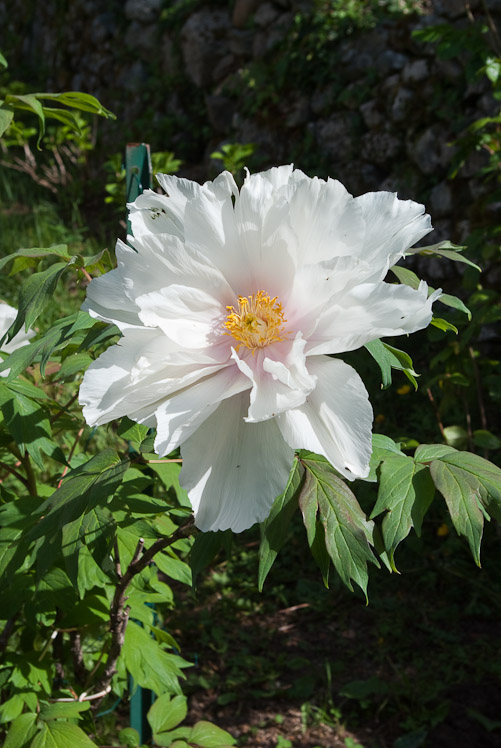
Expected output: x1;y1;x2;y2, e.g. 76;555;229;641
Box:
426;387;445;440
50;392;79;425
20;452;37;497
469;346;487;431
91;516;196;709
0;461;30;488
146;458;183;464
57;425;85;488
70;632;88;686
0;615;17;654
49;686;112;703
80;268;93;284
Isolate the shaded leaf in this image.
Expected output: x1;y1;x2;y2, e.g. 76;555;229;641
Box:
258;458;304;590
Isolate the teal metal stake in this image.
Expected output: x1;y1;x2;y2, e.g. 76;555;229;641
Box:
125;143;155;744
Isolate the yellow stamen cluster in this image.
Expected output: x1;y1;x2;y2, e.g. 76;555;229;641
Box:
224;291;288;352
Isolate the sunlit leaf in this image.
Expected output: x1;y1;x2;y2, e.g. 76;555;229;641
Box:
299;453;378;595
371;455;435;569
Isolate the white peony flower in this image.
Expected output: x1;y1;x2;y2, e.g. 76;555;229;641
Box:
0;302;36;376
80;165;440;532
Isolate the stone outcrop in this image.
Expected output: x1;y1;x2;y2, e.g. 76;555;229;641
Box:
0;0;499;247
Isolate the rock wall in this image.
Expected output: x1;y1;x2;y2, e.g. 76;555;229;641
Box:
1;0;500;251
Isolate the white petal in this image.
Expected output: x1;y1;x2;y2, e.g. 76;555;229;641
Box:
120;233;235;307
79;327;227;426
354;191;432;276
307;280;440;355
285;255;373;339
277;355;373;480
127;189;184;238
137;285;226;348
232;333;317;422
234;176;298;298
289;176;366;264
0;303;36;353
83;265;142;330
154;365;250;456
180;393;295;532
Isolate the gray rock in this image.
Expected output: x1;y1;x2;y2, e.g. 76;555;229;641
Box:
232;0;261;28
434;59;463;82
377;49;408;73
253;28;285;58
205;94;235;134
213;54;235;83
391;87;414;123
429;181;453;217
360;100;384;130
315;113;357;162
284;95;310;128
310;88;332;116
116;60;148;93
458;148;490;178
160;33;177;77
431;0;476;18
361;129;402;165
408;126;452;175
124;20;158;59
124;0;163;23
228;29;254;57
180;9;232;87
402;59;430;85
254;2;280;27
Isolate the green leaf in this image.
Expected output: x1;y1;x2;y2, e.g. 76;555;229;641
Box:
417;241;481;272
299;453;378;595
430;317;458;334
0;245;71;273
4;712;38;748
0;311;96;379
155;552;192;586
473;429;501;450
365;339;418;389
430;456;486;565
367;434;404;482
371;455;435;570
414;444;457;462
438;293;471;320
189;720;236;747
443;425;468;449
5;93;45;147
35;91;116;119
39;701;90;720
389;265;421;289
122;621;189;695
147;693;187;734
30;721;98;748
190;531;228;587
485;56;501;83
24;450;127;578
0;383;57;469
0;107;14;137
258;458;304;590
118;728;141;747
0;51;7;67
11;262;69;337
117;417;149;444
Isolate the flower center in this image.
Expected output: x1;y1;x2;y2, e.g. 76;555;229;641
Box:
223;291;288;352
